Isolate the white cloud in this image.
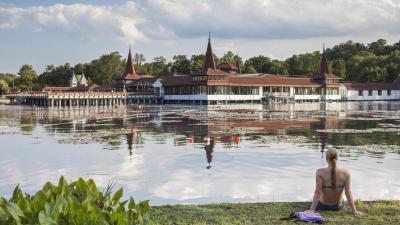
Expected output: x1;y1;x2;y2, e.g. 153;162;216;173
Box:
1;0;399;42
0;1;147;43
144;0;400;39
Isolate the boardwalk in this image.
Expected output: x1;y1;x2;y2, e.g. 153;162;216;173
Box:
6;92;128;107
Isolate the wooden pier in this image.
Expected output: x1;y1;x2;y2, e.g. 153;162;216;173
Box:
5;91;162;107
6;92;127;107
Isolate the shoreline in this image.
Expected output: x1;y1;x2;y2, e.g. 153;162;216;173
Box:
151;200;400;224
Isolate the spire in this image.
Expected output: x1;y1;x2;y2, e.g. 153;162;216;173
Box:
203;32;216;70
123;47;136;76
319;47;329;75
394;72;400;86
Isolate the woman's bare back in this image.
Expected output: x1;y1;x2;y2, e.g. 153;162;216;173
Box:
317;167;349;205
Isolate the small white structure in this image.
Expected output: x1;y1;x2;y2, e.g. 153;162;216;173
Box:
70;70;88;87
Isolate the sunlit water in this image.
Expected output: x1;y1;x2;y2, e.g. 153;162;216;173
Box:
0;102;399;205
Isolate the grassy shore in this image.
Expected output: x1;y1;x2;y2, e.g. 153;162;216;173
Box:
151;201;400;225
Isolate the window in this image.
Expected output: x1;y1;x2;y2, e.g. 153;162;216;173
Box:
326;88;338;95
358;90;363;96
378;90;382;96
368;90;373;96
387;90;391;96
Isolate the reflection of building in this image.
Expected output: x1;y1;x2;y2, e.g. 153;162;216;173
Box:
204;139;214;169
126;129;137;155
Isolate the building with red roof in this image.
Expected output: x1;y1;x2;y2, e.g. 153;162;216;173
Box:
39;35;400;105
157;35;347;104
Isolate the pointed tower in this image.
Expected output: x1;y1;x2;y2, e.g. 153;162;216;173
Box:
203;33;216;70
70;69;78;87
123;47;136;76
393;73;400;87
78;66;87;86
319;48;330;75
313;46;331;82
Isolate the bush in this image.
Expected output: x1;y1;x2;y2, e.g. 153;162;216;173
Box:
0;176;150;225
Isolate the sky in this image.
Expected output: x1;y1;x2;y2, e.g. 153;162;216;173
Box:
1;0;400;74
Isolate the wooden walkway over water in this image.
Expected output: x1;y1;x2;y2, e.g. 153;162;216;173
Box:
6;92;162;107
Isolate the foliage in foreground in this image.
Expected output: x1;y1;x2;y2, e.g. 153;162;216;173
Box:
0;177;150;225
152;201;400;225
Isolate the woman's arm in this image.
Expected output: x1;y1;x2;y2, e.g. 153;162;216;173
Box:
344;173;363;216
309;170;322;212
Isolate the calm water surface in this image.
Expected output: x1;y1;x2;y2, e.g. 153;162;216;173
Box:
0;102;399;205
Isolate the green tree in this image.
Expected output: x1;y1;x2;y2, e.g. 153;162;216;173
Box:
0;73;16;91
38;64;73;87
152;56;169;76
285;52;321;76
270;60;289;75
244;55;271;73
233;54;244;73
385;50;400;81
172;55;191;74
84;52;125;85
0;79;9;94
222;51;235;64
134;53;146;73
331;59;347;78
18;64;37;91
328;40;368;61
368;39;390;55
190;54;205;73
134;53;146;66
245;65;257;74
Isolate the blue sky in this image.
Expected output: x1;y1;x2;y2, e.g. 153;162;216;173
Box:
1;0;400;73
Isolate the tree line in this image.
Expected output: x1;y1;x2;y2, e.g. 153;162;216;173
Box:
1;39;399;94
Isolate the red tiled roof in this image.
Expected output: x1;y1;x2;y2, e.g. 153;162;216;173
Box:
68;84;99;92
313;73;342;80
160;75;194;86
218;61;238;70
343;82;397;90
159;73;328;87
42;86;72;92
227;74;322;87
193;68;230;76
94;84;119;91
126;77;158;87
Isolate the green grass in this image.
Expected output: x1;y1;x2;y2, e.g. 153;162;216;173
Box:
151;201;400;225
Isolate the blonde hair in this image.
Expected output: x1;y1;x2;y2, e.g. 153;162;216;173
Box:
326;148;338;186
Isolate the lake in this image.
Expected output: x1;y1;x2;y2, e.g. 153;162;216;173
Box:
0;102;399;205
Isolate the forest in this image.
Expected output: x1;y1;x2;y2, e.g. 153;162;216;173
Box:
1;39;399;93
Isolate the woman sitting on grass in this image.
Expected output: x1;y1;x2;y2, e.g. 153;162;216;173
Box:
308;148;363;216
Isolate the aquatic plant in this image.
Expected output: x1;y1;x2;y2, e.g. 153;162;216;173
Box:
0;176;150;225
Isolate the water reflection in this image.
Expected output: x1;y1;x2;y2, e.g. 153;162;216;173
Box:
0;102;400;205
204;137;214;170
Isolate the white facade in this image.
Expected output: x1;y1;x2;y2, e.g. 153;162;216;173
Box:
340;84;400;101
159;83;399;104
164;94;263;102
